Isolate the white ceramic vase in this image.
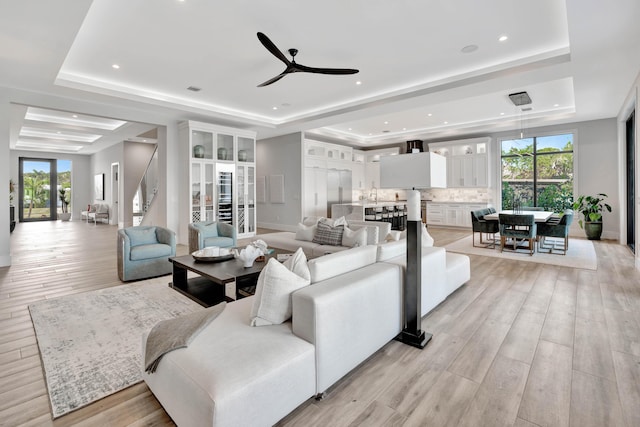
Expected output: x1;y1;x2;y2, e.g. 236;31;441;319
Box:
236;245;261;268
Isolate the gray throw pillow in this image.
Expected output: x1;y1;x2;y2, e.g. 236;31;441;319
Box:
312;222;344;246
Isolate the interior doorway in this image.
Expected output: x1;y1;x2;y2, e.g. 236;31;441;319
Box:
627;110;636;253
111;162;120;227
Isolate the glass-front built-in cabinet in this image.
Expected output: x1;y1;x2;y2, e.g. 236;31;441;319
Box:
181;121;256;239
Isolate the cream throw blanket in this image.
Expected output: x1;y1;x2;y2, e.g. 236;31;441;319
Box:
145;302;226;373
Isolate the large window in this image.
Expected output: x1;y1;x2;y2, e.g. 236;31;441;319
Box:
501;133;574;212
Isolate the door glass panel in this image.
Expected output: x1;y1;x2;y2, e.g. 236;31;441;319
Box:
248;166;255;233
21;159;54;221
205;163;215;222
57;160;72;215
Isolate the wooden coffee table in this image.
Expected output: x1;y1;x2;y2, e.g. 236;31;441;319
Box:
169;248;290;307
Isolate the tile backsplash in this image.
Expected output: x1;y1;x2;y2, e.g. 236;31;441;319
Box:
353;188;494;204
422;188;493;203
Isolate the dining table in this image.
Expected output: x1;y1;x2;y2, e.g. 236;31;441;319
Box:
484;209;555;223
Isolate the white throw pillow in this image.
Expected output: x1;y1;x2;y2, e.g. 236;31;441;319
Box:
385;230;402;242
302;216;324;226
342;226;367;247
295;223;316;241
282;247;310;282
320;216;347;227
250;258;310;326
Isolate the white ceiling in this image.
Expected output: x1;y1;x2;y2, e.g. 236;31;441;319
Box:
1;0;639;153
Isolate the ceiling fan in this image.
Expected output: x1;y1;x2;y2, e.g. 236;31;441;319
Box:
256;32;359;87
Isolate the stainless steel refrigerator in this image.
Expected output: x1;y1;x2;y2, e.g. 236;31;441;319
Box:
326;169;352;217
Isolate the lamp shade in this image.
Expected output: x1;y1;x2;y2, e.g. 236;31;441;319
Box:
379;152;447;189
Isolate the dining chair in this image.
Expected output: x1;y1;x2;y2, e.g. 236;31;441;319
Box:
471;208;499;248
498;214;537;255
536;209;574;255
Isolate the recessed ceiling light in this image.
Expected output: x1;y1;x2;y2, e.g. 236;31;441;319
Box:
443;121;448;124
112;64;120;69
57;131;62;134
427;113;432;117
272;106;278;110
72;114;78;118
554;103;560;107
403;128;406;131
356;81;362;85
368;133;372;136
499;35;509;42
348;128;352;131
461;45;478;54
500;112;505;116
384;121;389;125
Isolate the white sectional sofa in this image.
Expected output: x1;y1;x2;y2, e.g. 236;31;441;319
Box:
260;219;391;258
143;241;469;426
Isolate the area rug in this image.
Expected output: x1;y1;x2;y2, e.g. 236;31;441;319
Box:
444;235;597;270
29;282;204;418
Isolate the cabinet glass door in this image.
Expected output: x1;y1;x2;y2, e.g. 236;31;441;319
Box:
237;165;246;233
237;137;255;163
191;162;202;222
217;134;234;161
204;163;215;222
192;130;214;159
247;166;255;233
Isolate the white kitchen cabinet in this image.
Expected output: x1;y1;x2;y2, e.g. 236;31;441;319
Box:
365;161;380;190
352;162;365;189
180;121;256;238
429;137;491;188
303;167;328;218
427;202;491;227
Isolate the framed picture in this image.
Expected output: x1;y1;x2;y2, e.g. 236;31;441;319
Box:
94;173;104;200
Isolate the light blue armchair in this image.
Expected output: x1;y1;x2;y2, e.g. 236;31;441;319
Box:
188;221;237;254
117;226;176;282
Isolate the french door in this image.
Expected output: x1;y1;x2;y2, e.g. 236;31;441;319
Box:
19;157;57;222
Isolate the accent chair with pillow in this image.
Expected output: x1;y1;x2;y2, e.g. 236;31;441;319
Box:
117;226;176;281
188;221;237;254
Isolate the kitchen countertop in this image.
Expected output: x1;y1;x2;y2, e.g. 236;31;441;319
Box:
337;201;407;207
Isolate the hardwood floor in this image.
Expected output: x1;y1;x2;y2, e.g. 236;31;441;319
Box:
1;222;639;426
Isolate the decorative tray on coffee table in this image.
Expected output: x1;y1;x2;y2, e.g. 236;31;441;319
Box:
191;250;235;263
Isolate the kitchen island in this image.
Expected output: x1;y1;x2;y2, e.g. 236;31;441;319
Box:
331;202;408;230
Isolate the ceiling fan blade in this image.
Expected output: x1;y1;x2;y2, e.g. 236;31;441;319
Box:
257;72;288;87
257;32;291;65
295;63;359;75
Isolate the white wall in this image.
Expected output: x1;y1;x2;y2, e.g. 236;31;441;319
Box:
256;132;303;231
10;150;91;222
0;89;10;266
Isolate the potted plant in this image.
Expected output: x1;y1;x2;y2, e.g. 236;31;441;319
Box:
572;193;612;240
58;187;72;221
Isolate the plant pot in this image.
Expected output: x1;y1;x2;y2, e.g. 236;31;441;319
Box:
58;212;72;221
9;205;15;233
584;221;603;240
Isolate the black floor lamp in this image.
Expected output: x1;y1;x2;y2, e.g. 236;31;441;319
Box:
380;152;447;349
